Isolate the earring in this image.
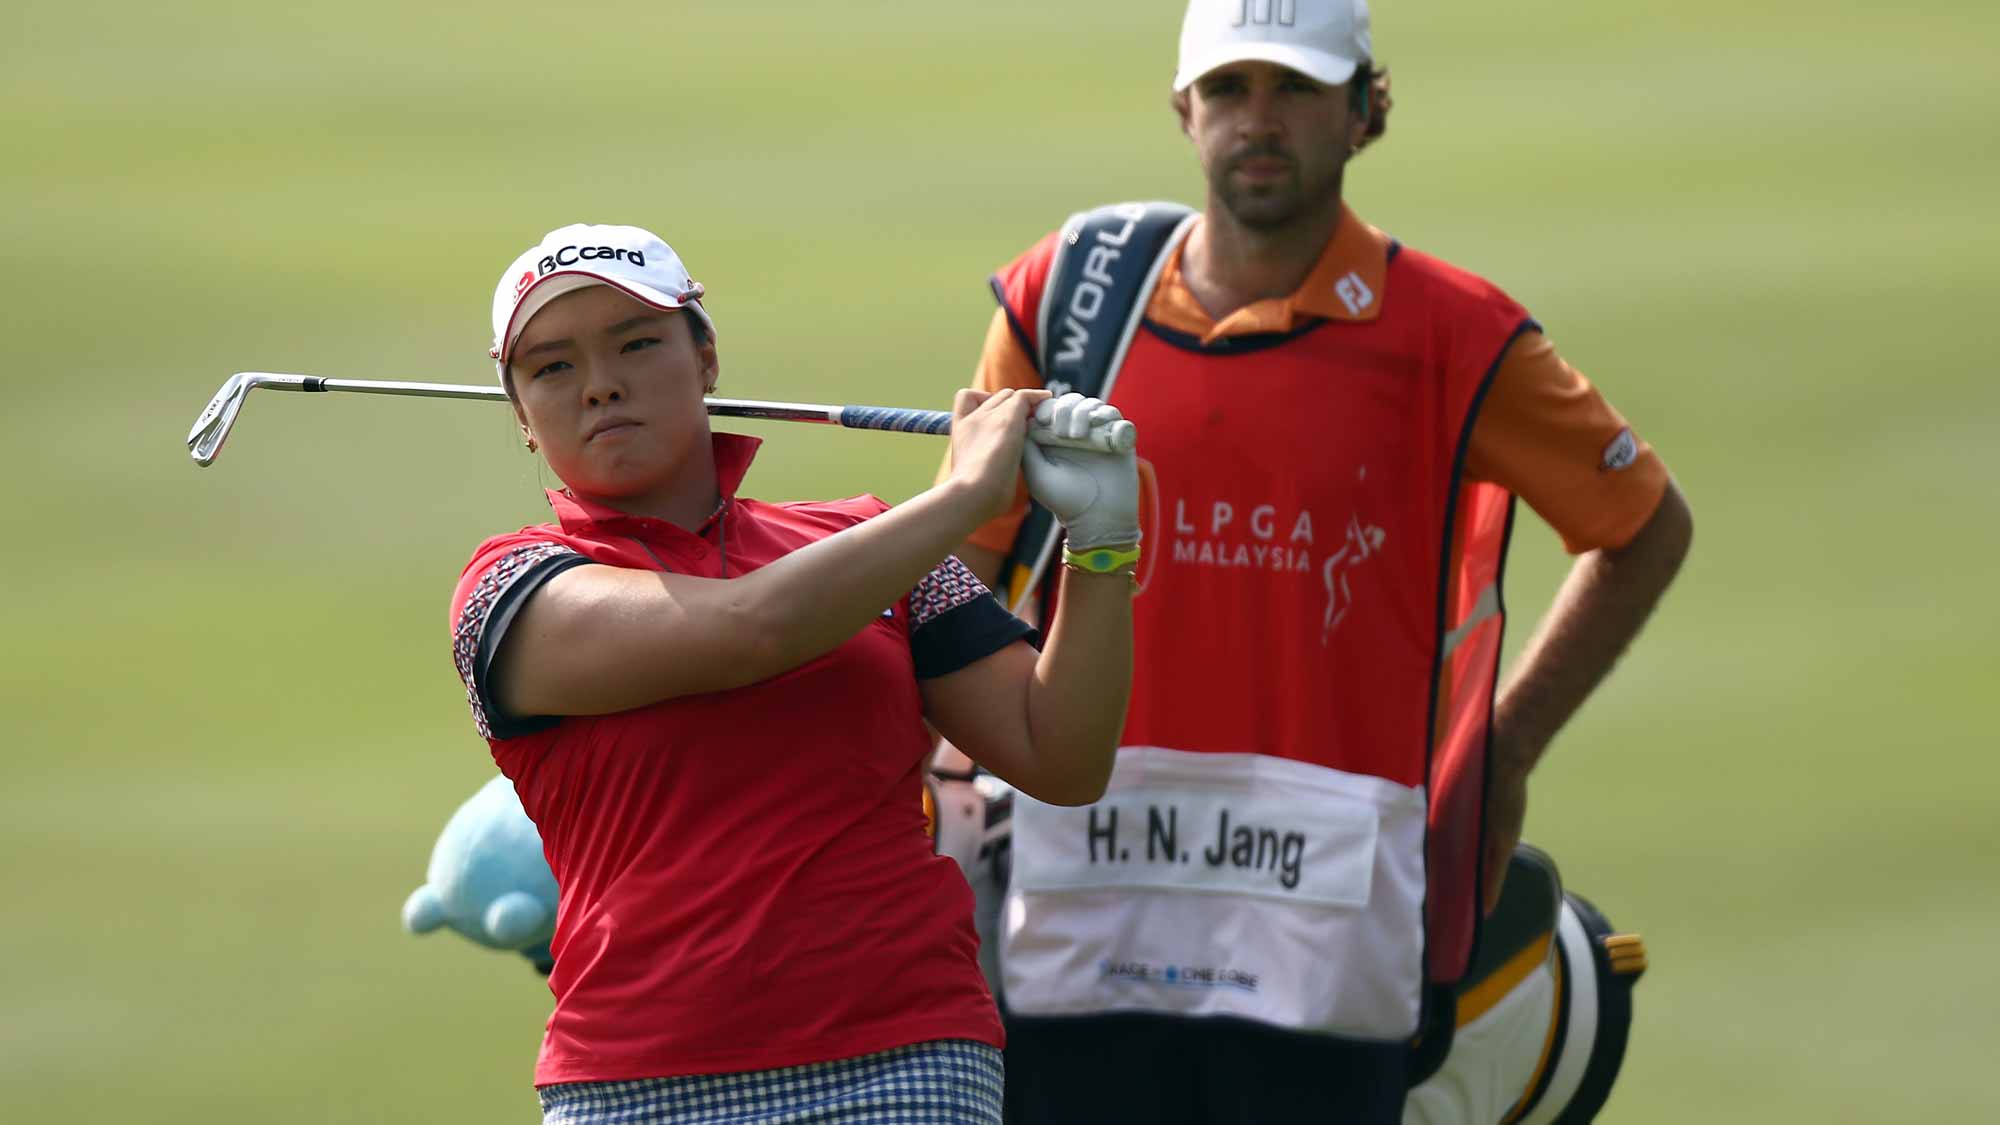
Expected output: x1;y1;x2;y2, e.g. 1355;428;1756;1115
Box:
524;436;538;452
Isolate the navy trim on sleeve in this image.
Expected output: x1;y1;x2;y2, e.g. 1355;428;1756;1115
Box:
475;552;593;740
911;597;1037;680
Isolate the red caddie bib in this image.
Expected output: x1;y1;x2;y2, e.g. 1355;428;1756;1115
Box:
996;219;1527;1040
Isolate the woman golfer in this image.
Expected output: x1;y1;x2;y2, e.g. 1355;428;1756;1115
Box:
450;223;1140;1124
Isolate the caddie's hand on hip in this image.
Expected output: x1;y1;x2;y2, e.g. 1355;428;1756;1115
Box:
1024;393;1140;551
948;387;1050;522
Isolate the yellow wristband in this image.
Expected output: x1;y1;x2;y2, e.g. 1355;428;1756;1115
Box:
1061;543;1141;574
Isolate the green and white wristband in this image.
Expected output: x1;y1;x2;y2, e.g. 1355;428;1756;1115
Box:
1061;543;1142;574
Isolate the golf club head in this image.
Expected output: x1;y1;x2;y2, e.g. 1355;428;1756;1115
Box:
187;373;256;467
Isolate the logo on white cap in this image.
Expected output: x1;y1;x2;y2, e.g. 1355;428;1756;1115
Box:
1174;0;1372;92
489;223;714;373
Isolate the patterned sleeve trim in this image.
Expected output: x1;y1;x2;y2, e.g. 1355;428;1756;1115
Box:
909;556;1037;680
452;543;591;740
910;555;993;627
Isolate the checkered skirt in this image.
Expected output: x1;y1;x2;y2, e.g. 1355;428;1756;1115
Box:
537;1039;1003;1124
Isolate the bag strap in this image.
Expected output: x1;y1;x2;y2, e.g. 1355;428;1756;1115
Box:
998;201;1196;613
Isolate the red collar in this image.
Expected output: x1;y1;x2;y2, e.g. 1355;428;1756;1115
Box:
545;431;762;534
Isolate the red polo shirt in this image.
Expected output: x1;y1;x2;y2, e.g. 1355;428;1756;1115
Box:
448;433;1021;1084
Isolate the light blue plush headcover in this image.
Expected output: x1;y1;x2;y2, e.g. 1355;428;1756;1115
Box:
402;775;557;968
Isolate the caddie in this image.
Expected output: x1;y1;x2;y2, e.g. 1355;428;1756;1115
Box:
939;1;1693;1120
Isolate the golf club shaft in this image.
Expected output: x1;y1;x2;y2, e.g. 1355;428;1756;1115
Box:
187;373;1134;466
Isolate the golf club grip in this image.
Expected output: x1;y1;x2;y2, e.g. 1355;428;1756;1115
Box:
838;406;1135;454
836;405;953;435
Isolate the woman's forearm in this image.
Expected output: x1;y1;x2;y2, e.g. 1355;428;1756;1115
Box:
1022;565;1135;804
731;480;993;677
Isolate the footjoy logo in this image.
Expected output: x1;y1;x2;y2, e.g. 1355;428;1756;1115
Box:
537;245;645;276
1333;270;1374;316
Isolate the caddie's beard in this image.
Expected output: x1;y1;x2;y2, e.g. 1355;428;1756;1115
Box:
1211;148;1346;232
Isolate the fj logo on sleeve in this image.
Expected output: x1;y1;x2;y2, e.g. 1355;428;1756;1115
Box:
1601;428;1638;471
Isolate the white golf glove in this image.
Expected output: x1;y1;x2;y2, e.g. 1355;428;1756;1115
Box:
1023;393;1140;551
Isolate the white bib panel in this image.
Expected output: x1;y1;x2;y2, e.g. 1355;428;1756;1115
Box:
1003;747;1427;1040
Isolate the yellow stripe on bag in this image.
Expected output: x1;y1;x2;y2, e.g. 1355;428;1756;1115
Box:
1456;931;1555;1028
1499;945;1567;1125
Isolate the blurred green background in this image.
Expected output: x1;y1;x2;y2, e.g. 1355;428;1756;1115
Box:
6;0;1996;1120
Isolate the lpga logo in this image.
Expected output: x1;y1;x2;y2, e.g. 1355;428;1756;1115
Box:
1321;466;1386;645
1322;514;1386;644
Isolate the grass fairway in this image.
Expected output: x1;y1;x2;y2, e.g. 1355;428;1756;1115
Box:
6;1;1996;1120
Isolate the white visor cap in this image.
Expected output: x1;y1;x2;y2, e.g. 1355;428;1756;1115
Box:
490;223;715;377
1173;0;1372;92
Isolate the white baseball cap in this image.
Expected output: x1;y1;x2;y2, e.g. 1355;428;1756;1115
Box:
489;223;715;375
1173;0;1372;92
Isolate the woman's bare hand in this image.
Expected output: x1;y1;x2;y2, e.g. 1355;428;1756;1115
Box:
946;387;1050;521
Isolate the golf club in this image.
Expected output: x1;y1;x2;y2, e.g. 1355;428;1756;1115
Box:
186;372;1137;467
